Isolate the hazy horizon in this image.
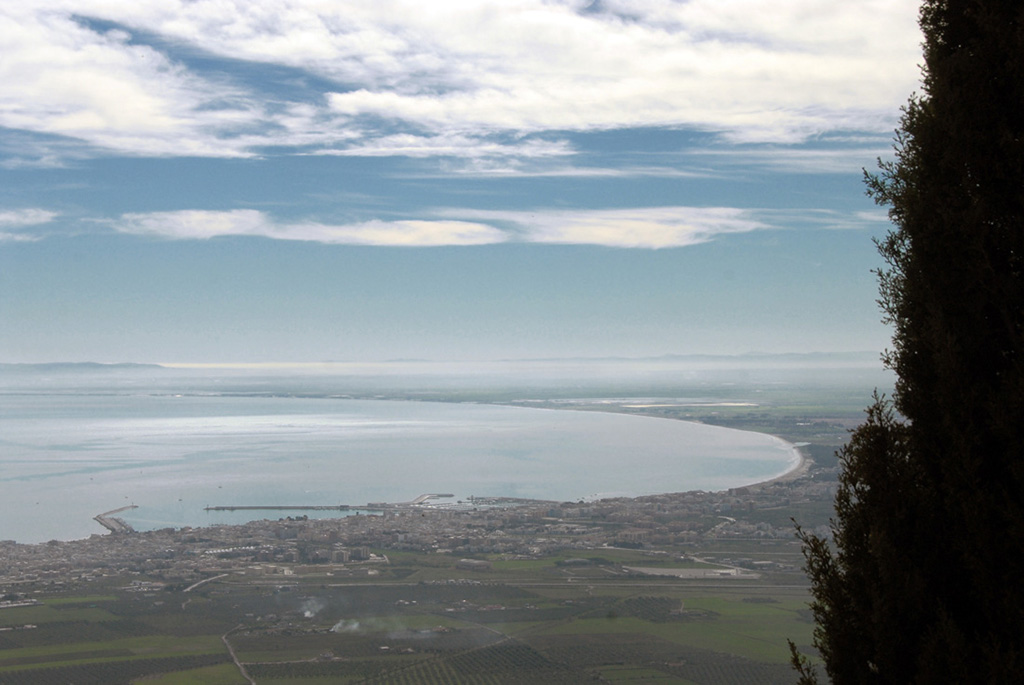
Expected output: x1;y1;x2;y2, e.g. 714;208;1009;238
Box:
1;349;886;365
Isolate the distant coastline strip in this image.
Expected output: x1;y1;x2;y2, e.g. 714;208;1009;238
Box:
204;505;358;511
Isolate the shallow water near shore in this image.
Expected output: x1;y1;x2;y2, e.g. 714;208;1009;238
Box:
0;381;800;543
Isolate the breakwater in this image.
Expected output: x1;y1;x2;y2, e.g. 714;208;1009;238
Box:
94;505;138;534
203;493;457;513
204;505;354;511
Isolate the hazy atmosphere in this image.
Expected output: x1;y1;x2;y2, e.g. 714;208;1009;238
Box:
0;1;922;363
9;6;981;683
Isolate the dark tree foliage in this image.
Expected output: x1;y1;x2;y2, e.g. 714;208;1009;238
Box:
794;1;1024;682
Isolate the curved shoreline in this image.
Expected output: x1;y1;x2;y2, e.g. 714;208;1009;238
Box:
747;443;810;488
8;396;811;543
539;402;811;492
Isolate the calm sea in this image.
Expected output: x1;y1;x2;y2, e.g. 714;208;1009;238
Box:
0;388;799;543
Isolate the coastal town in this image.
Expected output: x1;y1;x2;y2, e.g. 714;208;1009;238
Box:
0;414;846;684
0;454;837;590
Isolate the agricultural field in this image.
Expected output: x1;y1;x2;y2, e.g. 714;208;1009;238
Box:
1;545;816;684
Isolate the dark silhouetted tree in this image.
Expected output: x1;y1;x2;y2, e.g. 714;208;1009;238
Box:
793;0;1024;682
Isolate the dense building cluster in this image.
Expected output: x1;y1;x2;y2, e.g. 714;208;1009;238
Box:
1;465;836;590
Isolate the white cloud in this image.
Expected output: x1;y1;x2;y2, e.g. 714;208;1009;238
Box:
427;165;713;179
1;1;921;161
0;233;41;242
116;210;271;240
114;210;506;246
275;220;506;246
112;206;770;248
311;133;573;159
443;206;768;248
0;208;58;242
0;5;256;158
0;4;359;158
691;144;896;175
313;1;920;142
0;208;59;227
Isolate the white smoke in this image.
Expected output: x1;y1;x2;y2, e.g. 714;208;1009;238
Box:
301;598;326;618
331;619;361;632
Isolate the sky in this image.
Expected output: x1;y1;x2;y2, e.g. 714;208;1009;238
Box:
0;0;923;364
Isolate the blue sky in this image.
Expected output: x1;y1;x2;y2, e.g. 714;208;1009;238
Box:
0;1;922;363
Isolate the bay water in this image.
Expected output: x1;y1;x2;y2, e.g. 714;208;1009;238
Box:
0;379;800;543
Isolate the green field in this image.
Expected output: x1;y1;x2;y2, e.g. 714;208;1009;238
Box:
0;544;818;684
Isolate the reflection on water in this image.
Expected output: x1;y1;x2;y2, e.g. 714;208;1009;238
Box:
0;391;798;543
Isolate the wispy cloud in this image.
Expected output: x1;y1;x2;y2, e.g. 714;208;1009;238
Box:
310;133;573;159
0;208;58;241
0;208;58;227
1;1;921;164
401;163;715;179
54;203;888;248
110;206;770;249
756;208;892;232
690;143;896;175
446;207;768;248
114;210;506;246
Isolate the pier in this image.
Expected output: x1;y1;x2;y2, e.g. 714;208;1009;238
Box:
204;505;355;512
204;494;456;513
409;493;454;504
94;505;138;534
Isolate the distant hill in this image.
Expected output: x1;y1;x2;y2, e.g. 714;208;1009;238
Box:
0;362;165;374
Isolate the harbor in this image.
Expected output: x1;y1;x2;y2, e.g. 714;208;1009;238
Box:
202;493;456;514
